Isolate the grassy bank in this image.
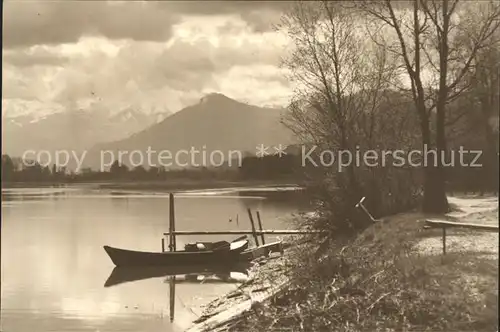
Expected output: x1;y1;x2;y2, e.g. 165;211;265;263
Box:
195;196;498;332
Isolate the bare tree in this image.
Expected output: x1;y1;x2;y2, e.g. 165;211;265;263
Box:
361;0;500;212
280;1;421;237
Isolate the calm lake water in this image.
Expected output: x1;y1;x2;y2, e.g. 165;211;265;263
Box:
1;185;309;332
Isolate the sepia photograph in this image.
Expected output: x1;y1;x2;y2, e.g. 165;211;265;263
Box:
1;1;499;331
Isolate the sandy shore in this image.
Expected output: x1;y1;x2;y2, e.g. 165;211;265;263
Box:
415;195;499;257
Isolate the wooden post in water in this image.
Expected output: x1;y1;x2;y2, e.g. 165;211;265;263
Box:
161;237;165;252
247;208;260;246
256;211;266;245
169;193;177;252
169;276;176;322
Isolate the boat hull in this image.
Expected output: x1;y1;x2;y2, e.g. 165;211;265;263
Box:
103;240;249;267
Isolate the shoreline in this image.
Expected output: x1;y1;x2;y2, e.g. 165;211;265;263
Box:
186;242;300;332
186;195;499;331
1;179;304;193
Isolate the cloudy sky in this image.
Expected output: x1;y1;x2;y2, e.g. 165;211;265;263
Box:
2;1;295;117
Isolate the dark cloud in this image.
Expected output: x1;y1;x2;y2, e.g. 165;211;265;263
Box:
3;1;292;49
3;1;293;111
3;1;180;49
169;1;291;32
166;1;292;17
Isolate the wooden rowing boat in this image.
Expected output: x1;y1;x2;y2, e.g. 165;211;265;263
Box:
103;239;249;267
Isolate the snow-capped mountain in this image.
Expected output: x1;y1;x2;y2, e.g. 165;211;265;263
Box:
2;99;67;125
2;106;171;159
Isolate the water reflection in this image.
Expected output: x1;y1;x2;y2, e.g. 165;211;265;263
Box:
104;264;251;288
103;263;251;323
1;185;305;332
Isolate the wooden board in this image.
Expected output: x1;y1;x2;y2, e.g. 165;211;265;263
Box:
425;219;499;232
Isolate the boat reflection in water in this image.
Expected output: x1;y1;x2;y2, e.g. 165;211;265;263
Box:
104;263;251;287
104;263;251;322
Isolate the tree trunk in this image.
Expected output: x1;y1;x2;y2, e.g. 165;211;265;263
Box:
421;116;450;213
426;0;451;214
423;164;449;213
429;103;450;213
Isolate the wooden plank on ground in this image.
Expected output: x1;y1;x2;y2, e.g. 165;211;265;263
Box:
425;219;499;232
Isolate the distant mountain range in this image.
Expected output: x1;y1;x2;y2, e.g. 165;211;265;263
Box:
84;93;296;170
2;93;296;171
2;107;170;161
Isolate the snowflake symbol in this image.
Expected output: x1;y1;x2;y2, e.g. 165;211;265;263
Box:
274;144;288;157
256;144;270;157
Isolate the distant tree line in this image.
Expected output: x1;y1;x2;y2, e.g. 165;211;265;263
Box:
239;154;301;179
1;154;303;184
2;155;69;183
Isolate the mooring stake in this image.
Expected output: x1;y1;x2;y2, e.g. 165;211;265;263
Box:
169;276;175;322
169;193;176;252
256;211;266;245
355;197;379;222
247;208;260;246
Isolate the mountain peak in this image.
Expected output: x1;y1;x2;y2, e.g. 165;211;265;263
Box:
199;93;234;105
